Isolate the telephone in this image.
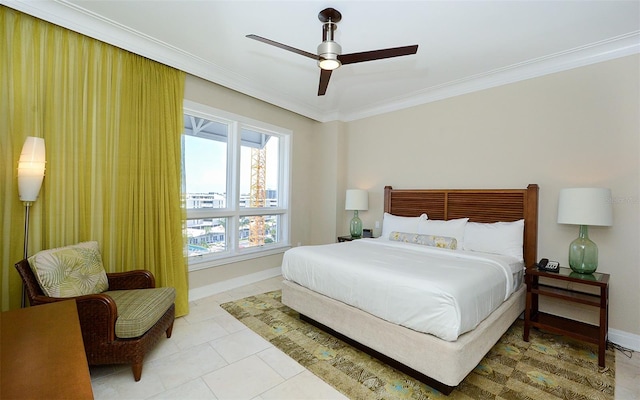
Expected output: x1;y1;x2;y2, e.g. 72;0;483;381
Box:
537;258;560;273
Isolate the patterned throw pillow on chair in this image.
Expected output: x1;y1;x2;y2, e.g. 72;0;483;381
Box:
28;241;109;297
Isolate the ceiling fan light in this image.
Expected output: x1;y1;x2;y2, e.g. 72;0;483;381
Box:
317;40;342;70
318;58;341;70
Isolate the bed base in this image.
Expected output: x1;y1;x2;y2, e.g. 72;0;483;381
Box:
298;313;456;394
282;279;526;394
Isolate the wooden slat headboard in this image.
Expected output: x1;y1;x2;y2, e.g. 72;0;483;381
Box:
384;184;539;268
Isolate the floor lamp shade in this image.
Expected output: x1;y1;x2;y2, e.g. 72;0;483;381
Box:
557;188;612;274
345;189;368;238
18;137;46;202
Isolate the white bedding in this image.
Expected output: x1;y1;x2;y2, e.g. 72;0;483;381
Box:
281;238;524;341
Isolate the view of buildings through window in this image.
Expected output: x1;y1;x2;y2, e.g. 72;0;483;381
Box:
182;107;288;263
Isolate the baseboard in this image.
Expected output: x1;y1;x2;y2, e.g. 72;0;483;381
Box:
609;328;640;352
188;266;282;302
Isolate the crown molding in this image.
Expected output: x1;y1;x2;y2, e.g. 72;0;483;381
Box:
338;32;640;122
3;0;638;123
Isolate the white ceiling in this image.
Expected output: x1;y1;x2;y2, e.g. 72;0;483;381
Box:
5;1;640;122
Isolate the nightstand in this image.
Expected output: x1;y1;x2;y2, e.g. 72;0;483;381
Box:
337;235;357;242
524;266;610;367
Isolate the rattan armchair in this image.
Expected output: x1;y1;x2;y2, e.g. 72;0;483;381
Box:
15;259;175;381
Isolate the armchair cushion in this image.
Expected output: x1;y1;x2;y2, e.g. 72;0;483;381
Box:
105;287;176;338
28;241;108;298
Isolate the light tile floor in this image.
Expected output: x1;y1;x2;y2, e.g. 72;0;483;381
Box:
90;276;639;399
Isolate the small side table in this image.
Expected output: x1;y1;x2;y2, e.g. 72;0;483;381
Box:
524;266;610;367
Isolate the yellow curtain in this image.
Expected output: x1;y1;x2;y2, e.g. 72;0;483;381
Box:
0;6;189;316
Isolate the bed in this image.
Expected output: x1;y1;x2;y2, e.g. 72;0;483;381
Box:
281;184;539;394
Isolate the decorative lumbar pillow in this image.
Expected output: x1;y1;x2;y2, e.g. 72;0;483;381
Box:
463;219;525;260
28;241;109;298
389;231;458;250
417;218;469;247
380;212;428;239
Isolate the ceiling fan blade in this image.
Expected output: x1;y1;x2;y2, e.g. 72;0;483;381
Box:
339;45;418;65
318;69;332;96
246;34;318;60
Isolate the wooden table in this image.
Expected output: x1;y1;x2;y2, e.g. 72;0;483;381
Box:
524;266;610;367
1;300;94;399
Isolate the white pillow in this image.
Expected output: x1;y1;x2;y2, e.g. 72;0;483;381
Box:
463;219;524;260
417;218;468;248
380;212;427;239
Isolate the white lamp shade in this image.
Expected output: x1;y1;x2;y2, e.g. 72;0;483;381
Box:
345;189;368;211
557;188;613;226
17;137;46;202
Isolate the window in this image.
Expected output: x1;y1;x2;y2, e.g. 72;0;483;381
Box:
182;100;291;269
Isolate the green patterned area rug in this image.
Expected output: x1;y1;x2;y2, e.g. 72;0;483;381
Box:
220;291;615;399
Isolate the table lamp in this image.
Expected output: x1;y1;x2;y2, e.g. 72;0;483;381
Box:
557;188;612;274
345;189;368;238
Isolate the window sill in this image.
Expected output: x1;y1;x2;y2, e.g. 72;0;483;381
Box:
187;244;292;271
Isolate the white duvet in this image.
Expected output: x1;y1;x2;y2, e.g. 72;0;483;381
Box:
281;238;523;341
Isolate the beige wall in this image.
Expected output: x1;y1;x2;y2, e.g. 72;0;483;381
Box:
340;55;640;336
309;120;348;245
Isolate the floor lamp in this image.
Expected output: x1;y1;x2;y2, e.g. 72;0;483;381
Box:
17;136;46;307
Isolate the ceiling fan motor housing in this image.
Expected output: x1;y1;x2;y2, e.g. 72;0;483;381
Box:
317;40;342;66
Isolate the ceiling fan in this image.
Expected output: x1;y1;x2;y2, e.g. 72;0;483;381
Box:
247;8;419;96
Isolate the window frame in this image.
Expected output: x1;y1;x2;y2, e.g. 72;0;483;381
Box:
183;100;292;271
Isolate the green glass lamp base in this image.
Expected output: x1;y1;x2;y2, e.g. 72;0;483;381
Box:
350;210;363;238
568;225;598;274
569;272;597;281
